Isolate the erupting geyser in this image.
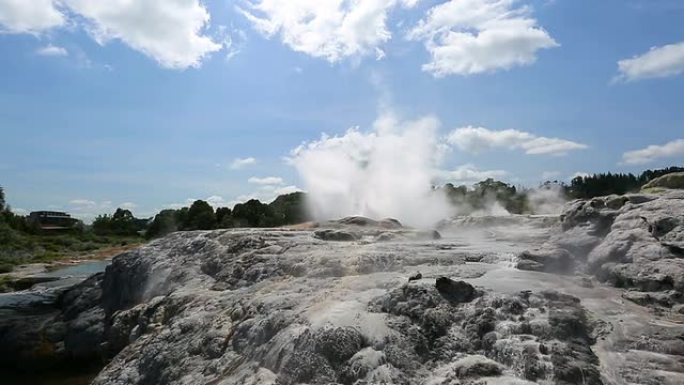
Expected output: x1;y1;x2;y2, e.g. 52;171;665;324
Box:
289;112;454;227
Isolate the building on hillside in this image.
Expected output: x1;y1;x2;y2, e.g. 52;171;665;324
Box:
28;211;80;231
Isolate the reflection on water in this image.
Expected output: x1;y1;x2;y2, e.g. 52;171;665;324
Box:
0;260;111;308
44;260;111;278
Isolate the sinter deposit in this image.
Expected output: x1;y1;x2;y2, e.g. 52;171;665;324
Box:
1;193;683;385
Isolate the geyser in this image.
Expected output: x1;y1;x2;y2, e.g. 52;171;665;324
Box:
290;112;454;228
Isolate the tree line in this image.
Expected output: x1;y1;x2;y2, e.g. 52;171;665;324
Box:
143;192;309;238
438;166;683;215
1;166;681;240
564;167;684;199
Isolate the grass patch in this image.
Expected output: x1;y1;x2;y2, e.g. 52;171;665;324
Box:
0;223;142;268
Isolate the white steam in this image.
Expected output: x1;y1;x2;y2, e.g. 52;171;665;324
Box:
527;184;567;215
289;112;454;228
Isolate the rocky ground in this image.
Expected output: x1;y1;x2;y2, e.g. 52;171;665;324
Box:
517;190;684;309
1;195;683;385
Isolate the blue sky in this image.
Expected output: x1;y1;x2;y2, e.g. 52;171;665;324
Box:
1;0;683;221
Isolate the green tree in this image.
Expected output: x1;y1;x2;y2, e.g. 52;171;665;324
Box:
567;173;640;198
92;214;112;235
146;210;178;239
111;208;138;235
0;186;5;212
232;199;274;227
93;208;145;236
215;207;234;228
185;200;216;230
268;192;309;225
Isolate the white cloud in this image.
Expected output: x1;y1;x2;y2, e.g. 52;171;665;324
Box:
572;171;590;179
248;176;284;185
0;0;65;34
621;139;684;165
230;157;256;169
66;199;115;223
441;164;507;184
407;0;558;76
1;0;223;68
119;202;137;210
62;0;222;69
13;208;28;215
166;199;194;210
206;195;230;208
446;126;587;156
36;44;68;56
218;25;247;62
239;0;416;62
69;199;97;207
274;185;303;195
617;42;684;82
167;196;230;209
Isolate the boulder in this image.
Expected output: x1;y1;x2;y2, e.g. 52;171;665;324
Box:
313;229;360;241
518;247;576;274
435;277;476;303
453;355;503;378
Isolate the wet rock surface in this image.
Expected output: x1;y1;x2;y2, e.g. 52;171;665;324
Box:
0;214;682;384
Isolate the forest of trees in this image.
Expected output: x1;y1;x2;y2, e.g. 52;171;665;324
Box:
441;178;529;214
565;166;684;199
144;192;310;239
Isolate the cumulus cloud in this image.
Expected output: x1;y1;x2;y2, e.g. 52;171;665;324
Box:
67;199;139;215
407;0;558;76
617;42;684;82
440;164;507;184
446;126;587;155
119;202;137;210
36;44;68;56
63;0;221;69
0;0;65;34
1;0;223;69
248;176;284;185
239;0;416;62
230;157;256;169
621;139;684;165
572;171;590;179
274;185;303;195
205;195;230;208
66;199;114;222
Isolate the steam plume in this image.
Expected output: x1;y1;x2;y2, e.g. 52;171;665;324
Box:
289;112;453;228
